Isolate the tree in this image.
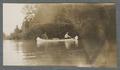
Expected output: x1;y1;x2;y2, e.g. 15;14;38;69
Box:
20;3;115;42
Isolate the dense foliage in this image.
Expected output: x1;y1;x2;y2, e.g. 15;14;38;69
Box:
10;4;116;42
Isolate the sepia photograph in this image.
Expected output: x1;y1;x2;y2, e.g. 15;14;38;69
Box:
3;3;116;67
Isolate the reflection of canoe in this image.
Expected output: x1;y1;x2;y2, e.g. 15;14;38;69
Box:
36;38;77;42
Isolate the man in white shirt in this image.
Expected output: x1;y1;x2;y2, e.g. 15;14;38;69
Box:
64;32;71;39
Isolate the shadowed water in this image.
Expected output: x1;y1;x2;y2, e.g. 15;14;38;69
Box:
3;39;116;67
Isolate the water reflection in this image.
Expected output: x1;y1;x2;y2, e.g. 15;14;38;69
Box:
64;40;78;49
36;40;87;66
3;39;116;67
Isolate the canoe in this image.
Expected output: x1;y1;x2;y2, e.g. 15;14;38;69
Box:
36;38;77;42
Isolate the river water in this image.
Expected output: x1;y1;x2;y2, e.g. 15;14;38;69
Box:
3;40;116;67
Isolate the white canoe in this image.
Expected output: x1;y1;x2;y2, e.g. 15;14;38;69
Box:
36;38;77;42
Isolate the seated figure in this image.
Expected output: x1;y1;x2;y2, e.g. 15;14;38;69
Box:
41;32;48;39
75;35;78;40
64;32;71;39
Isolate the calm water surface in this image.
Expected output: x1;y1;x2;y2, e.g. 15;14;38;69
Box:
3;40;116;67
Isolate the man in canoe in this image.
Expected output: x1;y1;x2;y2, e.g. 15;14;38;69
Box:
64;32;71;39
41;32;48;39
